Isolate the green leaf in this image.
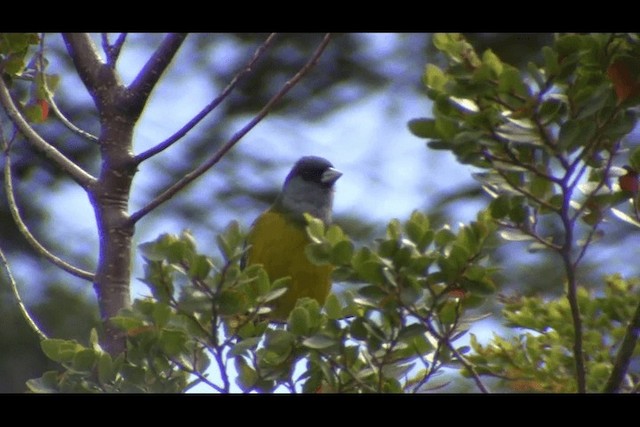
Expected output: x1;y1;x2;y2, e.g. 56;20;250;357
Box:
449;96;479;113
408;118;439;139
423;64;449;91
217;220;243;261
152;302;172;328
41;339;84;363
397;323;428;341
574;82;614;120
288;306;311;335
260;285;289;304
230;337;262;356
235;357;258;391
324;293;342;320
490;194;511;219
159;329;188;356
72;349;97;373
499;229;534;241
330;240;354;266
462;276;496;296
611;207;640;228
189;254;212;280
432;33;479;66
302;334;337;350
217;289;246;316
630;146;640;171
542;46;560;76
481;49;503;77
498;66;528;95
605;110;637;140
110;316;145;331
434;227;456;247
26;371;60;393
352;247;384;284
305;242;331;265
98;353;115;384
36;73;60;99
304;214;325;242
24;102;48;123
89;328;101;351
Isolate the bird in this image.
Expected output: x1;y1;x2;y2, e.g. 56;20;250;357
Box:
244;156;342;321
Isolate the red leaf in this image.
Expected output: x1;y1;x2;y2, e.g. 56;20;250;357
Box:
37;99;49;121
607;60;640;103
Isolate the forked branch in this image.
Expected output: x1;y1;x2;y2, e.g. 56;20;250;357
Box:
128;33;332;225
134;33;278;164
0;78;96;188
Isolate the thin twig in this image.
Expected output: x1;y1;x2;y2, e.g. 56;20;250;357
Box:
127;33;188;108
171;357;225;393
603;297;640;392
0;78;97;188
106;33;127;68
558;174;587;393
2;145;95;281
128;33;332;226
101;33;128;68
489;163;561;213
496;219;562;250
36;35;98;143
46;93;99;143
134;33;278;164
0;245;48;341
424;319;490;393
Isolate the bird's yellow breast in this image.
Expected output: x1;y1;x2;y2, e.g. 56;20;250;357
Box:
245;210;332;320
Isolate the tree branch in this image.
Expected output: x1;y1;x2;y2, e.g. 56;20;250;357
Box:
35;38;98;143
2;148;95;281
101;33;128;68
128;33;332;225
603;298;640;392
558;177;587;393
0;78;97;188
62;33;118;101
127;33;188;107
0;245;48;341
134;33;278;165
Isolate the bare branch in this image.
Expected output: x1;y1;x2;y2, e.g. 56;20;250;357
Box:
2;149;95;281
423;319;490;393
603;298;640;392
171;356;226;393
63;33;119;99
102;33;128;68
128;33;332;225
45;92;99;143
0;78;97;188
0;245;48;341
127;33;188;107
36;37;98;143
134;33;278;164
558;179;587;393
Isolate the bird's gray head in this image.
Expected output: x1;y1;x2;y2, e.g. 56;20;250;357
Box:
278;156;342;224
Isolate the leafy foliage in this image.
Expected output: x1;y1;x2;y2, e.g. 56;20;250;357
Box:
410;33;640;392
29;211;497;392
467;275;640;392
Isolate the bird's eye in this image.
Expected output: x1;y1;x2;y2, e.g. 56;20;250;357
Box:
301;168;324;182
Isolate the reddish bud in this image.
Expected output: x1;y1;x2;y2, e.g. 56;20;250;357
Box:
619;167;639;194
